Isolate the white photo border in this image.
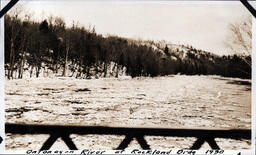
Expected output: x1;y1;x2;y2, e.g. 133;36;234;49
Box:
0;0;255;154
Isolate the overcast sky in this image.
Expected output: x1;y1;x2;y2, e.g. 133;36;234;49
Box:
5;0;253;55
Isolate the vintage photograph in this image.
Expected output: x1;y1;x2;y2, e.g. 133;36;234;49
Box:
3;0;252;151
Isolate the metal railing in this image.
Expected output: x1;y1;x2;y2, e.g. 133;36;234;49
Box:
5;123;251;150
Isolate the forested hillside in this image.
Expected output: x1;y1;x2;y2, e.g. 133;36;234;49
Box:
4;14;251;79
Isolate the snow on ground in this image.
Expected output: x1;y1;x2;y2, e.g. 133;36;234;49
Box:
5;75;251;150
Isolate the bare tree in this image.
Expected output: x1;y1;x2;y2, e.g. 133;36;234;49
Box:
6;5;24;79
225;16;252;67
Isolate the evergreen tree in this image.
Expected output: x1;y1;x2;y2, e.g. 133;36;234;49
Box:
164;45;169;56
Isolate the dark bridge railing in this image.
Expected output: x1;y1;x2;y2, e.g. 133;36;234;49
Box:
5;123;251;150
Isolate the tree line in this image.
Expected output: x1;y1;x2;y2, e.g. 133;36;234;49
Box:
4;14;251;79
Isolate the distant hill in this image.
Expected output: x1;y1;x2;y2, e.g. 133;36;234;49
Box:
4;14;251;79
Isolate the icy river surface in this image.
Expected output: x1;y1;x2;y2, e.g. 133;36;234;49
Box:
5;75;251;150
